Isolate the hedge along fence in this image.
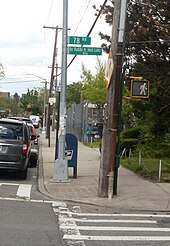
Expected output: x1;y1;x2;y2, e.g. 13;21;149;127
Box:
120;150;170;182
120;127;141;153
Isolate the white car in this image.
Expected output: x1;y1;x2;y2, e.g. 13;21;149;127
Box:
29;115;40;129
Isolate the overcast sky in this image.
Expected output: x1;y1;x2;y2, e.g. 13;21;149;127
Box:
0;0;111;95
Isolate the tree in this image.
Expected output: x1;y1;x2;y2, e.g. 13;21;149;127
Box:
81;57;106;109
66;82;84;108
66;58;107;111
0;96;10;116
94;0;170;141
20;88;44;115
10;93;20;116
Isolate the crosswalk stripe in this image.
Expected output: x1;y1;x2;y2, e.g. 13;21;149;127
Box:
60;211;170;218
58;205;86;246
63;235;170;241
61;218;157;224
57;205;170;243
60;225;170;232
16;184;32;199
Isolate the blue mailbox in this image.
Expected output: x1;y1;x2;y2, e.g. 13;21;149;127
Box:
66;133;78;178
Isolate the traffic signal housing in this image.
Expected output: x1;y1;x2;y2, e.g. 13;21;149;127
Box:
131;79;150;98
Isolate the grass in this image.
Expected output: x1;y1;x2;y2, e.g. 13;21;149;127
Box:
121;156;170;182
83;141;101;149
83;142;170;182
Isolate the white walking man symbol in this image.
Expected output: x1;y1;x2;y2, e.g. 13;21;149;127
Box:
140;82;147;96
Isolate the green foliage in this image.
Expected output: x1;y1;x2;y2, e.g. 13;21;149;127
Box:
83;141;100;149
95;1;170;152
121;156;170;181
66;82;83;108
20;88;43;115
120;127;142;151
120;138;139;152
81;58;106;108
80;63;94;83
121;127;142;139
0;93;22;116
159;130;170;158
66;58;107;110
0;97;10;110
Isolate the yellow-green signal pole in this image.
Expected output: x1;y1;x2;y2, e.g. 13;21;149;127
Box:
113;65;127;195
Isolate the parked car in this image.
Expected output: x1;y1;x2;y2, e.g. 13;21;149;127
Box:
8;117;40;167
0;118;36;179
27;123;39;167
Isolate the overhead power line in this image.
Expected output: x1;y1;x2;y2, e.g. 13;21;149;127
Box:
0;80;43;85
73;0;92;35
57;0;108;76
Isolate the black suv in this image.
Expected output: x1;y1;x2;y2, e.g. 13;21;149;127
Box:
0;118;36;179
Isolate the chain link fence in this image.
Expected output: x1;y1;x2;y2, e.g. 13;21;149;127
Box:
66;102;87;142
66;102;104;142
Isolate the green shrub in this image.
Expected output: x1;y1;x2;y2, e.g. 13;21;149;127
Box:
120;138;139;152
121;127;142;139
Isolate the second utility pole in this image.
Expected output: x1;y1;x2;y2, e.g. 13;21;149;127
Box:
44;25;59;147
98;0;127;198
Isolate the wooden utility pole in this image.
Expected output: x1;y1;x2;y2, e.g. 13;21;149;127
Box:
98;0;127;198
44;26;61;147
52;64;58;132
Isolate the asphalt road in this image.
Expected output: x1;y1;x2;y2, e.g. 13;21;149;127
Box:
1;164;170;246
0;167;63;246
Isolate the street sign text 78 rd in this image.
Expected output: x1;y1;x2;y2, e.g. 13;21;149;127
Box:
68;36;91;45
68;46;102;56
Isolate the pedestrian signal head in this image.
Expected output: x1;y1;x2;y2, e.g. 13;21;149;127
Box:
131;80;150;98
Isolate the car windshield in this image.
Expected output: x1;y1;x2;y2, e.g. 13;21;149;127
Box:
0;123;23;140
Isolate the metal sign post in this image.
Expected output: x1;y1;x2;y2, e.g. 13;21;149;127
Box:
53;0;69;182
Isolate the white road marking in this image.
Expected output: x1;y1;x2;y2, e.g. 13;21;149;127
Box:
0;197;29;202
52;201;67;207
58;204;86;246
60;225;170;232
54;204;170;244
0;182;20;186
60;211;170;218
16;184;32;200
0;183;32;200
0;196;63;205
63;235;170;241
60;218;157;224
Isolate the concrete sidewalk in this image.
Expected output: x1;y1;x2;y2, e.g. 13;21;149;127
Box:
38;131;170;211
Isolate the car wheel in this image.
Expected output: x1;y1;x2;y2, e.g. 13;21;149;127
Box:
19;168;28;179
30;159;37;168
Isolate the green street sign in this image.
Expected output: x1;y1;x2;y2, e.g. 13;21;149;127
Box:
68;36;91;45
68;46;102;56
